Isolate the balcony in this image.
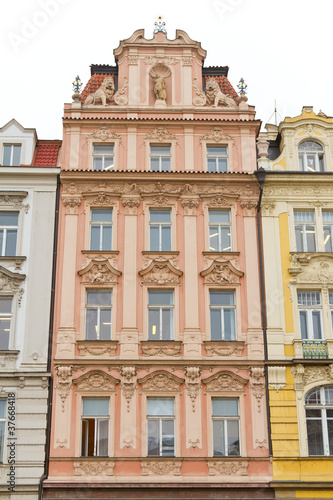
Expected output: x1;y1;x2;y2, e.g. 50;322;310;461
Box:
302;340;328;359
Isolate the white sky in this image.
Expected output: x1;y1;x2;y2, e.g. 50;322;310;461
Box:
1;0;332;139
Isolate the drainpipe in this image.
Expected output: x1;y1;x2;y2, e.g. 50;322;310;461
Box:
255;167;273;456
39;173;60;499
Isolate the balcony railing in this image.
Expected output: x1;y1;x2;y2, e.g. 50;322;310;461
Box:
302;340;328;359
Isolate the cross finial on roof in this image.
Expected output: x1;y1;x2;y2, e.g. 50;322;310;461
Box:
153;15;167;35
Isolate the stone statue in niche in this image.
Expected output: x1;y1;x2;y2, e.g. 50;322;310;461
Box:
205;77;238;108
149;64;171;107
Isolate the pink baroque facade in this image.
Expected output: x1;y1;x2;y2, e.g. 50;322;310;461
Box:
45;28;272;499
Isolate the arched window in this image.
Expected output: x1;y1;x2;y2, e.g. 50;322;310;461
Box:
298;141;325;172
305;386;333;455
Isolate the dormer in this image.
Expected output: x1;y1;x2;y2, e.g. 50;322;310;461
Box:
0;119;37;166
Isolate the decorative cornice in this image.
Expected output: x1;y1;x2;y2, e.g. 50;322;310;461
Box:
0;191;29;213
291;363;333;391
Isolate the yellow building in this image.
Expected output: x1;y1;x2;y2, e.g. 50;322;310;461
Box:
257;107;333;499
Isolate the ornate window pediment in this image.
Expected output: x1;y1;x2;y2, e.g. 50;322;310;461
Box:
0;191;29;213
0;266;25;302
200;259;243;286
139;258;182;286
202;370;248;393
73;370;120;393
78;259;121;284
138;370;184;393
289;253;333;285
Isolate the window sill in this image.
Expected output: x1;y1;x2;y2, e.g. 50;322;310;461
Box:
140;341;182;357
203;251;240;258
142;251;179;256
77;340;118;357
204;341;244;357
81;250;119;256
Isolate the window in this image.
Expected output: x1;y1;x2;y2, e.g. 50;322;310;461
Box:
298;291;322;340
330;292;333;333
81;398;109;457
209;210;231;252
0;400;5;462
210;291;236;341
92;145;114;171
85;290;112;340
147;398;175;456
323;211;333;252
305;386;333;456
90;209;113;251
0;297;12;350
299;141;325;172
212;398;240;456
150;145;171;172
0;212;18;256
294;210;316;252
207;146;228;173
149;209;171;251
148;290;174;340
3;145;21;166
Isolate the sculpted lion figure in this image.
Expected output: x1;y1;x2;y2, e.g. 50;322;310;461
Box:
205;77;238;108
85;76;115;106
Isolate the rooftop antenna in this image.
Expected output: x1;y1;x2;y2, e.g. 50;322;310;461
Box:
267;100;283;126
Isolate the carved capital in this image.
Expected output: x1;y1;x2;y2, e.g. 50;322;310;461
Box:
55;365;73;412
185;367;201;412
240;200;257;217
260;202;275;217
120;366;137;412
249;366;265;413
62;195;82;214
181;198;199;216
121;197;140;215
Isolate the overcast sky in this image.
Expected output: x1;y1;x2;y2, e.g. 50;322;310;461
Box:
1;0;331;139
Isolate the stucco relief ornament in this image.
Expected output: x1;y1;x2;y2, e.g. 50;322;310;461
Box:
204;341;244;357
0;267;26;306
207;460;248;476
114;77;128;105
85;76;115;106
0;192;30;213
121;197;140;215
141;460;182;476
78;259;121;284
192;78;207;106
86;126;122;143
200;260;243;286
144;127;177;143
73;370;120;393
74;461;115;476
120;366;137;412
140;342;181;357
185;367;201;411
55;365;73;412
249;367;265;413
205;78;238;108
138;370;184;393
139;258;183;286
202;370;248;393
181;198;199;216
292;364;333;389
199;127;234;144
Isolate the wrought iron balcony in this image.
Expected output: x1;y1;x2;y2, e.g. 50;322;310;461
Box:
302;340;328;359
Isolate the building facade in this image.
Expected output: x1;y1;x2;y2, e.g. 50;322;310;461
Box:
44;28;273;499
0;119;60;498
258;107;333;499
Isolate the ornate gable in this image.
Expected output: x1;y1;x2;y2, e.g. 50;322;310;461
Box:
138;370;184;393
200;259;243;286
73;370;120;393
139;258;182;286
78;259;121;284
202;370;248;393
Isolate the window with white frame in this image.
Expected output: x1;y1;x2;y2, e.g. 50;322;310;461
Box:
85;290;112;340
147;397;175;456
0;212;18;256
81;398;109;457
0;297;12;350
323;211;333;252
330;292;333;333
209;210;231;252
150;145;171;172
90;209;113;251
294;210;316;252
0;400;6;462
212;398;240;456
148;290;174;340
298;141;325;172
305;386;333;456
92;145;114;171
210;291;236;341
3;145;21;166
207;146;228;173
149;209;171;251
298;291;323;340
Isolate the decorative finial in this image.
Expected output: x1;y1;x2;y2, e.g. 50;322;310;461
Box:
237;77;247;95
72;75;82;103
153;15;167;35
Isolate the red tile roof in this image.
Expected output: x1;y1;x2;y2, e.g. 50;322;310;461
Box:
34;141;61;167
204;75;239;101
81;74;114;103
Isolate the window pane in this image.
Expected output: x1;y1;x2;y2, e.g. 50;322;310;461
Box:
161;308;172;340
307;419;324;455
0;400;6;418
323;226;333;252
305;225;316;252
0;231;3;256
328;420;333;456
0;298;12;313
162;419;174;456
312;311;322;339
210;309;222;341
218;158;228;173
209;226;219;251
97;419;109;456
103;156;114;170
148;309;160;339
213;420;225;456
148;290;173;305
209;210;230;223
220;226;231;251
91;210;113;222
83;398;109;416
93;145;114;154
150;146;171;155
85;309;98;340
298;291;321;306
12;145;21;165
0;421;5;461
295;226;304;252
212;399;238;416
0;213;19;226
87;290;112;306
207;158;216;172
325;387;333;404
147;419;159;456
210;291;234;306
323;211;333;223
224;308;236;340
298;155;304;171
100;309;111;340
294;211;315;222
306;388;321;405
161;226;171;251
161;157;171;172
207;147;227;155
330;292;333;306
93;157;103;171
102;226;112;251
5;230;17;256
90;226;100;250
150;157;160;171
3;146;11;166
299;311;308;340
147;398;174;416
81;418;95;456
227;420;240;455
150;226;159;251
150;210;171;223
